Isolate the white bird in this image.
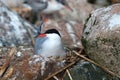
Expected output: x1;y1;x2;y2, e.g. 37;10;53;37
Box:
24;0;72;23
34;28;66;58
24;0;72;14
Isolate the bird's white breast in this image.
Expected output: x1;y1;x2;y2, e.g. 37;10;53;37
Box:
40;34;66;58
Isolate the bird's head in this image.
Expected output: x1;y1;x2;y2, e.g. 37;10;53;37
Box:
35;28;66;58
36;29;61;38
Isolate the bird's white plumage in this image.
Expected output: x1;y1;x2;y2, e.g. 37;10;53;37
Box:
35;33;66;58
41;33;66;57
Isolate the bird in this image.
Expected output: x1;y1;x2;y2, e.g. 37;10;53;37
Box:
34;28;66;58
24;0;72;14
1;0;72;14
23;0;72;23
1;0;72;15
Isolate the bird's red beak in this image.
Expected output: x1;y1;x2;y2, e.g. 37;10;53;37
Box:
37;34;46;38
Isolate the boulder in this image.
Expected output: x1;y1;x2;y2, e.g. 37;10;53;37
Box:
64;61;119;80
0;46;66;80
10;55;66;80
82;4;120;76
0;1;37;46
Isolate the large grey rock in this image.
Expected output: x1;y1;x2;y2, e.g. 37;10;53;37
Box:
82;4;120;76
0;1;37;46
64;61;119;80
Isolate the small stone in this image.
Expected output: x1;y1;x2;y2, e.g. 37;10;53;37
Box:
16;51;22;57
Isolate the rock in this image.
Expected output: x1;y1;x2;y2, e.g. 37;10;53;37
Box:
64;61;119;80
82;4;120;76
0;0;37;46
1;0;32;19
8;55;66;80
0;46;66;80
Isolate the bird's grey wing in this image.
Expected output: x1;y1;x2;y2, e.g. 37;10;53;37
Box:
24;0;48;11
34;37;48;54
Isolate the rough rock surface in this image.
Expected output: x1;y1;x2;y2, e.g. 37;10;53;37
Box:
0;46;66;80
0;1;37;46
10;55;66;80
64;61;119;80
82;4;120;76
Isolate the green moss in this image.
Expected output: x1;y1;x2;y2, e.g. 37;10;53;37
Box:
83;14;92;31
96;37;120;56
110;60;114;65
81;37;88;49
85;32;90;35
96;37;113;44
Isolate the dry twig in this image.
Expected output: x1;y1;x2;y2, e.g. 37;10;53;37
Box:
27;28;35;46
45;60;78;80
53;76;59;80
73;50;120;79
0;47;16;77
1;67;14;80
66;69;73;80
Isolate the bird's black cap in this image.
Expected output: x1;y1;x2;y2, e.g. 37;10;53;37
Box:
45;29;61;37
